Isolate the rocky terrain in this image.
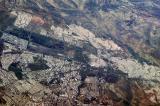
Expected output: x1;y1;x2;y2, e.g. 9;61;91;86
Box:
0;0;160;106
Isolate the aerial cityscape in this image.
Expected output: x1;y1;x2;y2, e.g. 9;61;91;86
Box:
0;0;160;105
